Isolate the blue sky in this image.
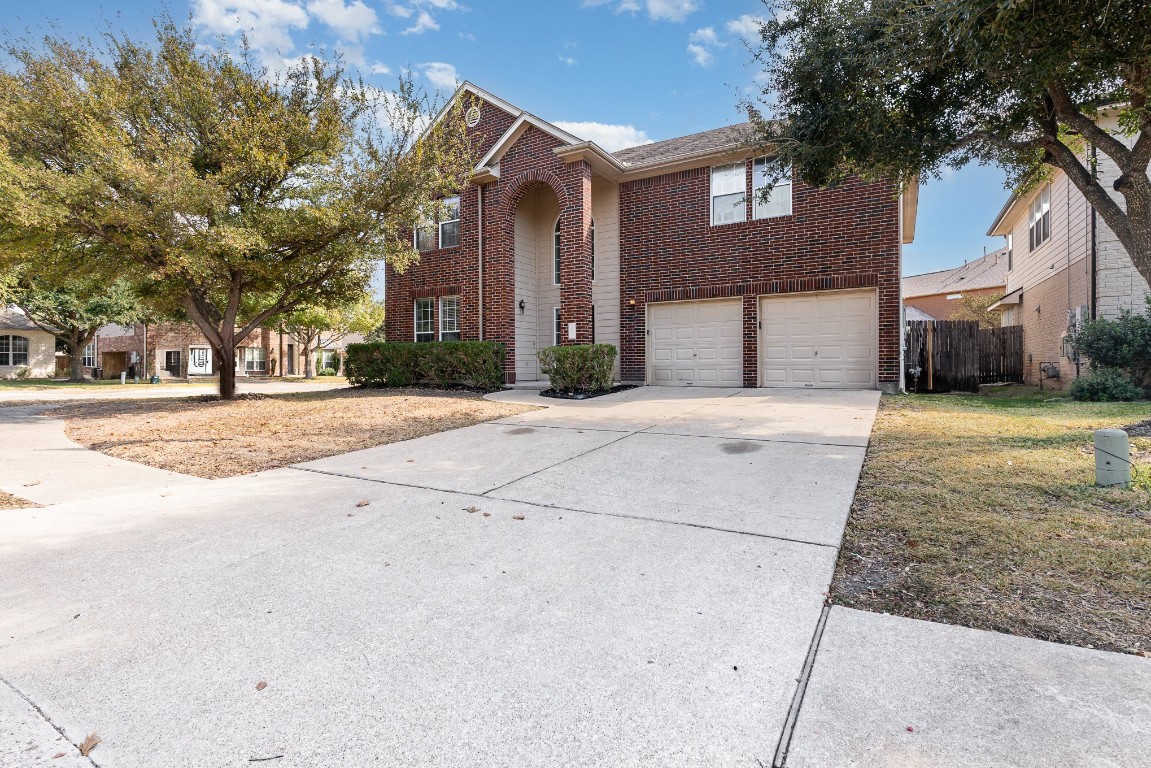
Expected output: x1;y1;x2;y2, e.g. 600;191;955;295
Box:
11;0;1009;276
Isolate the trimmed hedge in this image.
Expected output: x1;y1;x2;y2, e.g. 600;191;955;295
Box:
1068;367;1145;402
345;341;505;390
537;344;617;393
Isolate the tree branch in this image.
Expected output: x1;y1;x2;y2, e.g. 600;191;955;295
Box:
1046;82;1131;166
1039;134;1135;247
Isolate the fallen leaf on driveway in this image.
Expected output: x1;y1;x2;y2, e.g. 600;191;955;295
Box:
464;506;479;513
482;512;491;517
355;500;370;507
52;752;66;759
256;681;267;691
79;733;101;756
906;726;915;733
512;514;525;521
23;481;41;487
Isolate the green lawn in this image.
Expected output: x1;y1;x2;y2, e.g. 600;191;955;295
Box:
835;387;1151;655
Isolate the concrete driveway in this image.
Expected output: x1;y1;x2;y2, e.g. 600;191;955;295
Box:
0;387;874;767
3;386;1146;767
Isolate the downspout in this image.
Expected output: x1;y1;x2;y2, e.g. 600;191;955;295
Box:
477;183;484;340
1090;144;1098;320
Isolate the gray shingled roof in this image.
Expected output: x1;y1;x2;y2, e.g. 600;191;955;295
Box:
0;308;48;332
613;122;755;166
902;247;1010;298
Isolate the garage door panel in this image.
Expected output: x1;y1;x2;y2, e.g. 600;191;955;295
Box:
759;290;877;390
648;299;743;387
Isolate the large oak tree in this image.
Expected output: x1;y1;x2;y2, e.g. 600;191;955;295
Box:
745;0;1151;288
0;22;472;398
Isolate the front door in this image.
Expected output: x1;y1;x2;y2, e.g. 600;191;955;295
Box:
287;344;296;375
164;350;182;377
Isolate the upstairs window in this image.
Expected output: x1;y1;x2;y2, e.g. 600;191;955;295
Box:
439;196;460;249
439;296;460;340
753;158;793;219
414;210;436;252
711;163;746;225
0;334;29;366
414;297;434;342
1029;187;1051;251
553;218;562;285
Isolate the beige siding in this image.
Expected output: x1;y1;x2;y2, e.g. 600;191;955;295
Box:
591;178;621;377
0;329;57;379
513;186;561;382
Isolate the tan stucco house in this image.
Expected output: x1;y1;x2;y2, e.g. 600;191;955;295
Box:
0;308;57;379
987;112;1151;388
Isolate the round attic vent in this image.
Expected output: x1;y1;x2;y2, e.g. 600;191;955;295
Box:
465;105;481;127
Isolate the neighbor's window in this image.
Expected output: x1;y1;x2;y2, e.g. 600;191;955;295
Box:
244;346;267;372
553;307;563;346
415;297;434;342
0;334;29;367
439;196;460;249
710;162;747;225
1029;187;1051;251
319;349;339;371
590;220;596;281
82;342;96;368
753;158;793;219
439;296;461;340
553;218;562;285
414;208;436;252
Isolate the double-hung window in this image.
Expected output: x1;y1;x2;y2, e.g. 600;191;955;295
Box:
439;296;461;340
81;342;96;368
553;219;562;285
0;335;29;367
1029;187;1051;251
244;346;267;372
710;163;747;225
553;307;563;346
415;297;434;342
414;209;436;252
439;196;460;249
753;158;793;219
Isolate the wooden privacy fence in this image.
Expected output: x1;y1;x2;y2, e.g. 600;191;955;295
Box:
905;320;1023;393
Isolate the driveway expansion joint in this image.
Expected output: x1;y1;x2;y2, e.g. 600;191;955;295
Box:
772;603;832;768
0;673;101;767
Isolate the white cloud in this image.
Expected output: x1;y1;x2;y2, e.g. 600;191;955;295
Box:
422;61;459;90
192;0;311;54
369;62;392;75
403;9;440;34
385;2;413;17
582;0;697;22
552;121;653;153
686;43;713;67
559;54;578;66
688;26;719;45
306;0;378;41
725;14;766;41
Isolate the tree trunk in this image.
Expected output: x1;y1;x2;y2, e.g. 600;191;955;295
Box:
67;329;90;382
303;342;315;379
218;326;237;400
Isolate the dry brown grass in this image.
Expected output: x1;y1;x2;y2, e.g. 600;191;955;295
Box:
0;490;38;510
57;388;536;479
834;390;1151;656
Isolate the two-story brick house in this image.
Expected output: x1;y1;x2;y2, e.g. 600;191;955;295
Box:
385;84;918;391
987;111;1151;388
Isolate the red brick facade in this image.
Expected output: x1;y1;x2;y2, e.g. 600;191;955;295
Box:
385;89;904;390
98;324;293;379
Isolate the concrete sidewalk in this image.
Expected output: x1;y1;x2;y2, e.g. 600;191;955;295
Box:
0;379;349;404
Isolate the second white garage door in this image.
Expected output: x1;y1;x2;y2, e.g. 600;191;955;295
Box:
759;289;877;389
648;299;743;386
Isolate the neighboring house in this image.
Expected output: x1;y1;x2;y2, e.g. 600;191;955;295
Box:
987;113;1151;388
97;324;295;379
385;83;918;391
902;247;1009;320
0;307;57;379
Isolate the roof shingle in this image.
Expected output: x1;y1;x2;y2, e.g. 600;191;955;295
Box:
613;123;754;167
902;247;1009;298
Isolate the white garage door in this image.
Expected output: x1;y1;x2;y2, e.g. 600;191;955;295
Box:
648;299;743;386
760;289;877;389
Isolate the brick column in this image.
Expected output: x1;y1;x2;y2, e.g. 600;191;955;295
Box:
559;160;594;345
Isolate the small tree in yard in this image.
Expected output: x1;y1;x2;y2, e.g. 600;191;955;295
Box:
280;296;385;379
950;294;1002;330
0;22;472;399
745;1;1151;289
0;265;143;381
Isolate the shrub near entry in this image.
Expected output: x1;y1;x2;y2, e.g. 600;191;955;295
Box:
537;344;617;393
1068;368;1145;402
345;341;505;390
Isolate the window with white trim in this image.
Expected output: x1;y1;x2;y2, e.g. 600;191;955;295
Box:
244;346;267;372
553;307;562;346
414;208;435;252
1029;187;1051;251
82;342;96;368
415;297;434;342
439;196;460;249
0;334;29;366
753;158;793;219
319;349;339;371
710;163;747;225
439;296;461;340
590;220;596;281
553;218;562;285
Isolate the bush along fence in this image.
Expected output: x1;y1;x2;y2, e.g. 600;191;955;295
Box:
905;320;1023;393
537;344;617;394
344;341;505;390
